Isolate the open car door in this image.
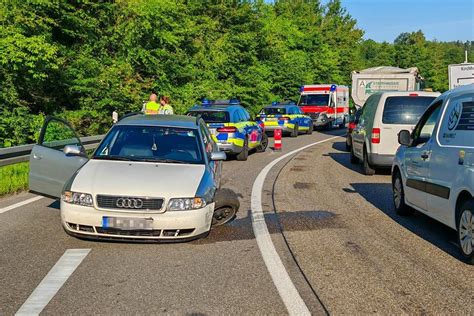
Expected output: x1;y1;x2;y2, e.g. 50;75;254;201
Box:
29;117;89;198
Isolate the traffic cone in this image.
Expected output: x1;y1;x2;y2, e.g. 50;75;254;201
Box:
274;128;282;151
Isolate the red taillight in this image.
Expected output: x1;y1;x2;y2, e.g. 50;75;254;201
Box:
348;122;356;130
372;128;380;143
278;116;291;121
409;93;419;97
217;126;237;133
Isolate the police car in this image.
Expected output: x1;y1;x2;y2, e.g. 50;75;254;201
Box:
256;101;313;137
187;100;268;161
392;84;474;264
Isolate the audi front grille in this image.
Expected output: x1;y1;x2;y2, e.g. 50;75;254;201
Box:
96;195;164;211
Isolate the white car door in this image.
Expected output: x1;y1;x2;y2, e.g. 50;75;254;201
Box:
29;117;89;198
403;102;442;211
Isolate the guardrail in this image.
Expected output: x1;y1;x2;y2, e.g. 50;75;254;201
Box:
0;135;104;167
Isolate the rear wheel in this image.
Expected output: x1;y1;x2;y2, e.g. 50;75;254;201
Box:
256;133;268;153
350;145;358;164
392;170;414;216
236;137;249;161
345;135;351;152
457;200;474;264
291;124;299;137
339;118;346;129
363;147;375;175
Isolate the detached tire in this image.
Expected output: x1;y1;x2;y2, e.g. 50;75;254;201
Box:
212;189;240;226
291;124;299;137
457;200;474;264
363;147;375;176
392;170;414;216
256;133;268;153
236;137;249;161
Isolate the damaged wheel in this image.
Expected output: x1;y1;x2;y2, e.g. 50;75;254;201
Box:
212;188;240;226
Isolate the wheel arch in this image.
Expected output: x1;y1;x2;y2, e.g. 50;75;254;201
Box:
456;190;473;215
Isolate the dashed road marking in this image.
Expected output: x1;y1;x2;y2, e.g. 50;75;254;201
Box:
15;249;91;315
251;135;340;315
0;196;44;215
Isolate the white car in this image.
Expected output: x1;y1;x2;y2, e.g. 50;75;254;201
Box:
29;114;227;241
392;84;474;264
351;91;440;175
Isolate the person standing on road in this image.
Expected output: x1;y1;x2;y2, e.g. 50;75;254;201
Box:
144;93;160;114
159;96;173;115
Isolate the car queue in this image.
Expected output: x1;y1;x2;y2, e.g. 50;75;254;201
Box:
27;84;474;264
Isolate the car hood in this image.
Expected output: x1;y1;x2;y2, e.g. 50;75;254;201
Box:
71;159;205;199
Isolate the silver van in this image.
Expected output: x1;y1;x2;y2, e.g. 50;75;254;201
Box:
351;91;440;175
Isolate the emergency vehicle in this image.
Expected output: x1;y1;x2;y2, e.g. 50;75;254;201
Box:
297;84;350;129
256;101;312;137
187;100;267;161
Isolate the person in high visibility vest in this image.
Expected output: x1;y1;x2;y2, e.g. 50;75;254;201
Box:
144;93;160;114
159;96;173;115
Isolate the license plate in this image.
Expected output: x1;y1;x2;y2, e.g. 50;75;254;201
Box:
102;217;153;230
266;118;277;121
209;129;217;135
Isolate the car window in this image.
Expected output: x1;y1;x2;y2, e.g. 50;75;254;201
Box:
242;109;251;121
298;94;329;106
382;96;436;125
262;107;287;115
238;109;247;122
200;123;216;155
93;125;204;164
188;110;229;123
413;101;442;145
232;111;241;123
41;119;81;151
438;95;474;148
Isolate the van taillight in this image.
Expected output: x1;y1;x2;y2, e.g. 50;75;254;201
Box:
372;128;380;143
409;93;419;97
217;126;237;133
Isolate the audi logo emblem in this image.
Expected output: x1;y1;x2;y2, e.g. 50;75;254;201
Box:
116;198;143;209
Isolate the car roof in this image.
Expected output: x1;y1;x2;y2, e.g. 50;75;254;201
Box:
375;91;441;97
117;114;199;129
189;104;244;113
442;83;474;99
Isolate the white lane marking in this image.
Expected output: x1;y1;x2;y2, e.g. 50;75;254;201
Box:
0;196;44;215
15;249;91;315
251;135;341;315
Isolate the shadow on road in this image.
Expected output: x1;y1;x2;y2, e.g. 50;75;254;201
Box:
350;182;462;262
193;209;344;245
327;141;391;175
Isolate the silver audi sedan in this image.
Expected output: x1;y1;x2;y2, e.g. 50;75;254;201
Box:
29;114;226;241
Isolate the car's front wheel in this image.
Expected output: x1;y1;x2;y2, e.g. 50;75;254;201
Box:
457;200;474;264
212;189;240;226
291;124;299;137
392;170;414;216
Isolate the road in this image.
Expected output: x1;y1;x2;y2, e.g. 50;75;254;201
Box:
1;130;473;315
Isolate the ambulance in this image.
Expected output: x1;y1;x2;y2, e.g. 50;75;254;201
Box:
297;84;350;129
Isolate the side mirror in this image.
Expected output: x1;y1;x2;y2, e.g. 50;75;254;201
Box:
64;144;86;157
398;130;412;146
210;151;226;161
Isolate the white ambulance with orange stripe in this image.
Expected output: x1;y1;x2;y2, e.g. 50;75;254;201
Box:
297;84;350;129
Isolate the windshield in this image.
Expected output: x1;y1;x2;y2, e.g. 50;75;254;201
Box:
261;107;287;115
188;110;230;123
382;96;436;125
298;94;330;106
93;125;204;164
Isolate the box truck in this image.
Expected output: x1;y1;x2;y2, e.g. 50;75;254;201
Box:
351;66;424;108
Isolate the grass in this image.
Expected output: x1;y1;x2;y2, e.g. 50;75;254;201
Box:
0;162;29;196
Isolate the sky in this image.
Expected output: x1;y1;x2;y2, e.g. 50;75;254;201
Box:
321;0;473;42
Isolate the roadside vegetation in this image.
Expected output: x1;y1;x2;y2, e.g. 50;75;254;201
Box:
1;0;473;148
0;162;29;196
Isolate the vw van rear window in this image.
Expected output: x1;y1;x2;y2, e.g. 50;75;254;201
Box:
382;96;436;124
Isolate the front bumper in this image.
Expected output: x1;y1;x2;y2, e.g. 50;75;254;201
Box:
61;201;214;241
369;153;395;167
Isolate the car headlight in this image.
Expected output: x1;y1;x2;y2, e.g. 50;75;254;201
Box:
62;191;94;207
168;197;206;211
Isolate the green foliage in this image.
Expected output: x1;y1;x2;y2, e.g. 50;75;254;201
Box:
0;162;29;196
0;0;472;147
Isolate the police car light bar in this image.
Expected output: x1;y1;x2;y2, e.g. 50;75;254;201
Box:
201;99;240;106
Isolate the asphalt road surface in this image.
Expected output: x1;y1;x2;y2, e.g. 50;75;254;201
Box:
1;130;473;315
